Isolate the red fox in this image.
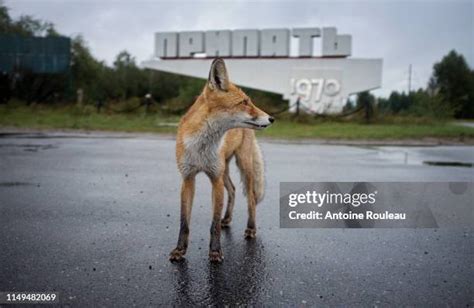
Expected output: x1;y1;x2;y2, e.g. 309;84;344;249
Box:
169;58;274;263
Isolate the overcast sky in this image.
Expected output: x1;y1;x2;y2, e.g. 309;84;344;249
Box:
5;0;473;97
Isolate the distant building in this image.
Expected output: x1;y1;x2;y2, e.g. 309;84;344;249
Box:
0;35;71;74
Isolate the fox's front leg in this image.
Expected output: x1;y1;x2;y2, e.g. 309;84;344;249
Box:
209;176;225;263
169;177;195;262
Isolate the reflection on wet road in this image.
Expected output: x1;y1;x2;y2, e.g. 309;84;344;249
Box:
172;232;266;306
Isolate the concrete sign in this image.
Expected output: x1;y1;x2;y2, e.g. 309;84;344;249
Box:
155;28;351;58
142;27;382;114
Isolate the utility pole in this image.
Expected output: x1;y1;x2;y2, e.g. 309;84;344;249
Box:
408;64;412;93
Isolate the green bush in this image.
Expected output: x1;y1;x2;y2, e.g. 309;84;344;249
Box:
408;91;456;119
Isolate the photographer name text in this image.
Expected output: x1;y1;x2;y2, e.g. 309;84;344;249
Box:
287;190;406;221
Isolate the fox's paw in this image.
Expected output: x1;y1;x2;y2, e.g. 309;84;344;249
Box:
221;217;232;228
169;248;186;262
244;228;256;239
209;250;224;263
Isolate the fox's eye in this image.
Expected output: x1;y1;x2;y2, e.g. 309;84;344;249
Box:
241;100;249;106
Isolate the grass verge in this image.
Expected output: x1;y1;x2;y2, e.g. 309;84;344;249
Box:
1;103;474;140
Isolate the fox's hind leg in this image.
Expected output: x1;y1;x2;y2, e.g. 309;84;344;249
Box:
221;159;235;228
243;174;257;239
235;147;258;239
170;176;195;262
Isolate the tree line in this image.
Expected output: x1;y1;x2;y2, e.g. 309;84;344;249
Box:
347;50;474;119
0;2;216;111
1;2;473;118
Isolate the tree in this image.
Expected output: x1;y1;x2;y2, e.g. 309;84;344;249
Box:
0;2;11;32
113;50;147;99
342;99;354;113
430;50;473;118
0;2;58;36
408;89;455;119
70;35;109;102
356;91;375;123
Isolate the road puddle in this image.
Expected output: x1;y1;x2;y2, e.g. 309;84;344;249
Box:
423;161;473;168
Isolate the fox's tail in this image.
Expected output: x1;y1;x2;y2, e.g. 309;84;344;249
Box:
237;134;265;204
251;138;265;204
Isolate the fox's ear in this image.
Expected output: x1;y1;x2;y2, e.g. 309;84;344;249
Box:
208;58;229;91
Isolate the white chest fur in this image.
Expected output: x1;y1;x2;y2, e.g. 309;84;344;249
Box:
180;119;228;178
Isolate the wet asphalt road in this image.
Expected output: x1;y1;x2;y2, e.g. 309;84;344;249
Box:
0;132;473;307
